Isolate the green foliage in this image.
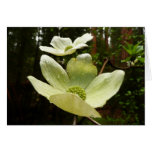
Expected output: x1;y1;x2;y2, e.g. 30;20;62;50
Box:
121;42;144;66
123;42;143;56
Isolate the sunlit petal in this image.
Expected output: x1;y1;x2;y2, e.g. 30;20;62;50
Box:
73;33;93;46
50;36;72;50
49;93;101;118
27;76;63;100
40;55;70;91
39;46;65;56
85;70;125;108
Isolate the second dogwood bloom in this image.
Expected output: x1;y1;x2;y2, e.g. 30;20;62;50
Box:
40;33;93;56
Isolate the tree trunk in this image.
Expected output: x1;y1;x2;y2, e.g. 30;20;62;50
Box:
100;27;104;57
16;28;27;87
105;27;109;51
33;27;40;75
91;27;97;55
121;27;133;67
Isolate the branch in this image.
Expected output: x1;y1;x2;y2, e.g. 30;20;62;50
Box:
99;58;108;74
87;117;101;125
108;60;144;70
73;115;77;125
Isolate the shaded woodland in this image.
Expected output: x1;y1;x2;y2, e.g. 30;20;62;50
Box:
7;27;144;125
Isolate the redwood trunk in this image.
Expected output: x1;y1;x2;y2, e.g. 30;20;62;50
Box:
91;27;97;55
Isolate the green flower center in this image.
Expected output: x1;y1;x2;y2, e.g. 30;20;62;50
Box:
67;86;86;100
65;45;73;51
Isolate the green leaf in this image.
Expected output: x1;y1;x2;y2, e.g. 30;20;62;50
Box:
121;56;131;62
137;57;144;63
136;46;143;54
85;70;125;108
49;93;101;118
123;42;144;56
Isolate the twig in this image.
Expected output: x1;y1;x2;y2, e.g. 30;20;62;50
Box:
108;60;144;70
99;58;108;74
87;117;101;125
73;115;77;125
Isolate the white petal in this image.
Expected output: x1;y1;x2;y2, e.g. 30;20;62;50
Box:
77;53;92;63
40;46;65;56
40;55;70;91
85;70;125;108
73;43;88;49
27;76;63;100
73;33;93;46
49;93;101;118
62;44;88;56
50;36;72;50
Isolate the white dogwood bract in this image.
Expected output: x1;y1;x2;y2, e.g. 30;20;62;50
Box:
28;53;125;118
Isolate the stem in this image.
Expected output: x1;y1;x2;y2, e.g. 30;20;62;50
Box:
87;117;101;125
99;58;108;74
73;115;77;125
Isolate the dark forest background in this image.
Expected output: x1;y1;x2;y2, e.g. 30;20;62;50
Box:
7;27;145;125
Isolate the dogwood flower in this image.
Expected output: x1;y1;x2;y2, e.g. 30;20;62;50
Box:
39;33;93;56
27;53;125;118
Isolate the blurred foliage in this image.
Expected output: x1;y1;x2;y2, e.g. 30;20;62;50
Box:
121;41;144;67
7;27;144;125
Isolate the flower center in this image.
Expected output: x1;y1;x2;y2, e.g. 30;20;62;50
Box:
64;45;73;51
67;86;86;100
